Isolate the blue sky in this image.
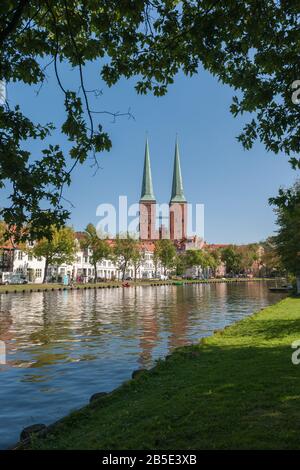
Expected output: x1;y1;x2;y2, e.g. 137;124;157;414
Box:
8;62;297;244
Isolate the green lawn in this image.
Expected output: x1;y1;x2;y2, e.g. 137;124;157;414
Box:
27;297;300;450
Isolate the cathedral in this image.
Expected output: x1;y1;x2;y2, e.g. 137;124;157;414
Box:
139;138;202;250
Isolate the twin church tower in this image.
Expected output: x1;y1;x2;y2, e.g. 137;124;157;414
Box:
139;138;187;241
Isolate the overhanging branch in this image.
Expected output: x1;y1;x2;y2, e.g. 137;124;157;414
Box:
0;0;30;47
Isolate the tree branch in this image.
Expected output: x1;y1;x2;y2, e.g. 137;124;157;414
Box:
0;0;30;47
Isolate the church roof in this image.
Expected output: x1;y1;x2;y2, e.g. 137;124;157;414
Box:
170;138;186;203
140;138;155;202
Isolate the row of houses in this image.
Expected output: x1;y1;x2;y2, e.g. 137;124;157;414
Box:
1;234;224;284
1;232;267;284
0;237;170;283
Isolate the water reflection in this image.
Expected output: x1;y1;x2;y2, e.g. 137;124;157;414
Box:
0;282;283;448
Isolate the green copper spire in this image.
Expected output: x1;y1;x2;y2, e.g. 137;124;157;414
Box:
170;137;186;203
140;138;156;201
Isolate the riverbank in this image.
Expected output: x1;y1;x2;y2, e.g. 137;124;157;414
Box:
24;296;300;450
0;277;274;294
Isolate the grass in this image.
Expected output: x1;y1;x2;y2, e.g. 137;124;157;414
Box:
26;297;300;450
0;277;271;294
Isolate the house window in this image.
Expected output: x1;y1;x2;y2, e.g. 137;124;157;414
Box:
35;269;42;278
28;253;33;261
84;256;88;263
18;251;23;260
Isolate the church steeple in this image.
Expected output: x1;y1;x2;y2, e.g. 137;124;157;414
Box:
170;137;186;203
140;138;155;201
139;138;157;240
169;137;187;240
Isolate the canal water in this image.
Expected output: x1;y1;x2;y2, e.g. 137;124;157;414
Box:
0;282;283;448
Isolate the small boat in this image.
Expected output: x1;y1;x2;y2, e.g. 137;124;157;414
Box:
269;285;293;293
173;281;183;286
122;282;130;288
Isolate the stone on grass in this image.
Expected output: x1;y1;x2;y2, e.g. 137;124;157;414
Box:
20;424;47;441
89;392;108;404
132;368;147;379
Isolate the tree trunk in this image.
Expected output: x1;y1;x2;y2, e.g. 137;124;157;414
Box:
43;257;48;284
94;262;97;284
297;276;300;295
122;261;127;281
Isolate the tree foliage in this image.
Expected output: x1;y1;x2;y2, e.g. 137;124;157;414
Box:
131;245;145;281
220;246;243;275
174;253;186;277
220;244;260;276
185;249;215;269
179;248;218;277
80;223;111;282
1;1;299;239
238;244;259;272
270;182;300;276
112;233;139;281
260;236;284;277
154;239;177;275
32;225;76;282
0;220;11;246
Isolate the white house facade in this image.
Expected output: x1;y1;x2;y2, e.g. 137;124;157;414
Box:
9;242;165;283
13;249;46;283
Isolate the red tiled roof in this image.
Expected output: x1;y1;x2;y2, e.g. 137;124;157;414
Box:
74;231;86;240
139;241;156;252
